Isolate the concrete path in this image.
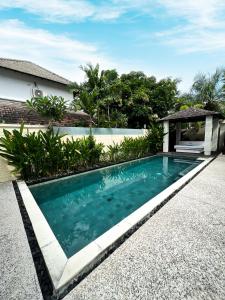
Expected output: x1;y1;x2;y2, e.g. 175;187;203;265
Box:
0;156;15;183
0;181;43;300
65;155;225;300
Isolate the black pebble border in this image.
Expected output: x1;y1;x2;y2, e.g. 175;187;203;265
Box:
13;181;54;300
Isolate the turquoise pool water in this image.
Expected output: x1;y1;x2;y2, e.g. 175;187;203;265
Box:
30;155;201;257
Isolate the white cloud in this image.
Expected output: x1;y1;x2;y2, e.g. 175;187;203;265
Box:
159;0;225;27
0;0;141;22
1;0;225;53
0;0;95;23
155;0;225;53
157;27;225;54
0;19;116;82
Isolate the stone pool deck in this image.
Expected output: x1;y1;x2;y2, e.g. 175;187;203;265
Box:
0;181;43;300
0;155;224;299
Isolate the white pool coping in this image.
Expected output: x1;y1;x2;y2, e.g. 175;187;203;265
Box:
17;155;213;297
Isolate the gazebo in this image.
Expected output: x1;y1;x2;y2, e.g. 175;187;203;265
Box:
160;107;223;156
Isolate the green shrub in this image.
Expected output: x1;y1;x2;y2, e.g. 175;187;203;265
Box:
27;95;67;122
76;135;104;167
146;123;164;153
0;125;104;180
120;136;149;160
107;142;121;162
0;123;164;180
0;125;65;179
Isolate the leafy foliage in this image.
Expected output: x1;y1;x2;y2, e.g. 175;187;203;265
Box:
0;125;104;180
70;64;179;128
76;135;104;167
27;95;67;122
120;137;149;160
191;69;224;103
107;142;121;162
0;123;164;180
176;68;225;116
146;123;164;154
107;123;164;162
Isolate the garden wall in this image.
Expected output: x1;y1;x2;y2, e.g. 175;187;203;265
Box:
53;126;147;148
0;124;48;138
0;125;146;145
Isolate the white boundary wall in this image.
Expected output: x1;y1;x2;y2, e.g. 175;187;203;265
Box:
54;127;147;148
0;124;48;138
0;124;147;145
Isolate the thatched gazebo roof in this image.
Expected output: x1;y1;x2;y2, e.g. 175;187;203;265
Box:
160;107;222;122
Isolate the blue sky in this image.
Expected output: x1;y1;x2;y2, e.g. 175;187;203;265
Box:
0;0;225;92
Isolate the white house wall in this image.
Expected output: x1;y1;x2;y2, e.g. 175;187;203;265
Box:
0;68;73;102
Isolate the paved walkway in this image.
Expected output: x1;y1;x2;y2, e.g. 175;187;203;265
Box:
0;181;43;300
65;155;225;300
0;157;15;182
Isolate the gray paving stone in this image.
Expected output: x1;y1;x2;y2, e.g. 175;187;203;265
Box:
64;155;225;300
0;181;43;300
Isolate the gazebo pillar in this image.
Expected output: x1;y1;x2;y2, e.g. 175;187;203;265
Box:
204;115;213;155
163;120;169;152
176;122;181;144
212;118;219;152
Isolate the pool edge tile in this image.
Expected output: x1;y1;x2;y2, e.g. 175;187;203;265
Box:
56;241;102;291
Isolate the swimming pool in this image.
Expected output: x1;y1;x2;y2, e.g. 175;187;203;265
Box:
18;154;209;294
30;155;201;258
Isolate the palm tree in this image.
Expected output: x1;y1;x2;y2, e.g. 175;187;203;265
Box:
80;63;105;92
191;68;224;104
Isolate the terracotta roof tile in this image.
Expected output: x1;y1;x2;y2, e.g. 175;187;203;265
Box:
0;99;89;126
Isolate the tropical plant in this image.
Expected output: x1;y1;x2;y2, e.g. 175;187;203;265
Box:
70;64;179;128
191;69;224;103
76;135;104;167
176;68;225;116
74;90;98;125
0;122;165;180
27;95;67;122
0;125;66;179
120;136;149;160
107;142;121;162
0;125;105;179
146;123;164;153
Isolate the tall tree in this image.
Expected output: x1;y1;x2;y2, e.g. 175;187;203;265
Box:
70;64;179;128
191;68;224;103
177;68;225;113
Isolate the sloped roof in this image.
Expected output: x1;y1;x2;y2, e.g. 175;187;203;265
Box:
160;107;222;122
0;99;89;126
0;58;71;85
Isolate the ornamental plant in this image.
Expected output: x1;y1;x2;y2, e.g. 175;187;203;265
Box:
27;95;67;122
0;123;164;180
0;124;104;180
